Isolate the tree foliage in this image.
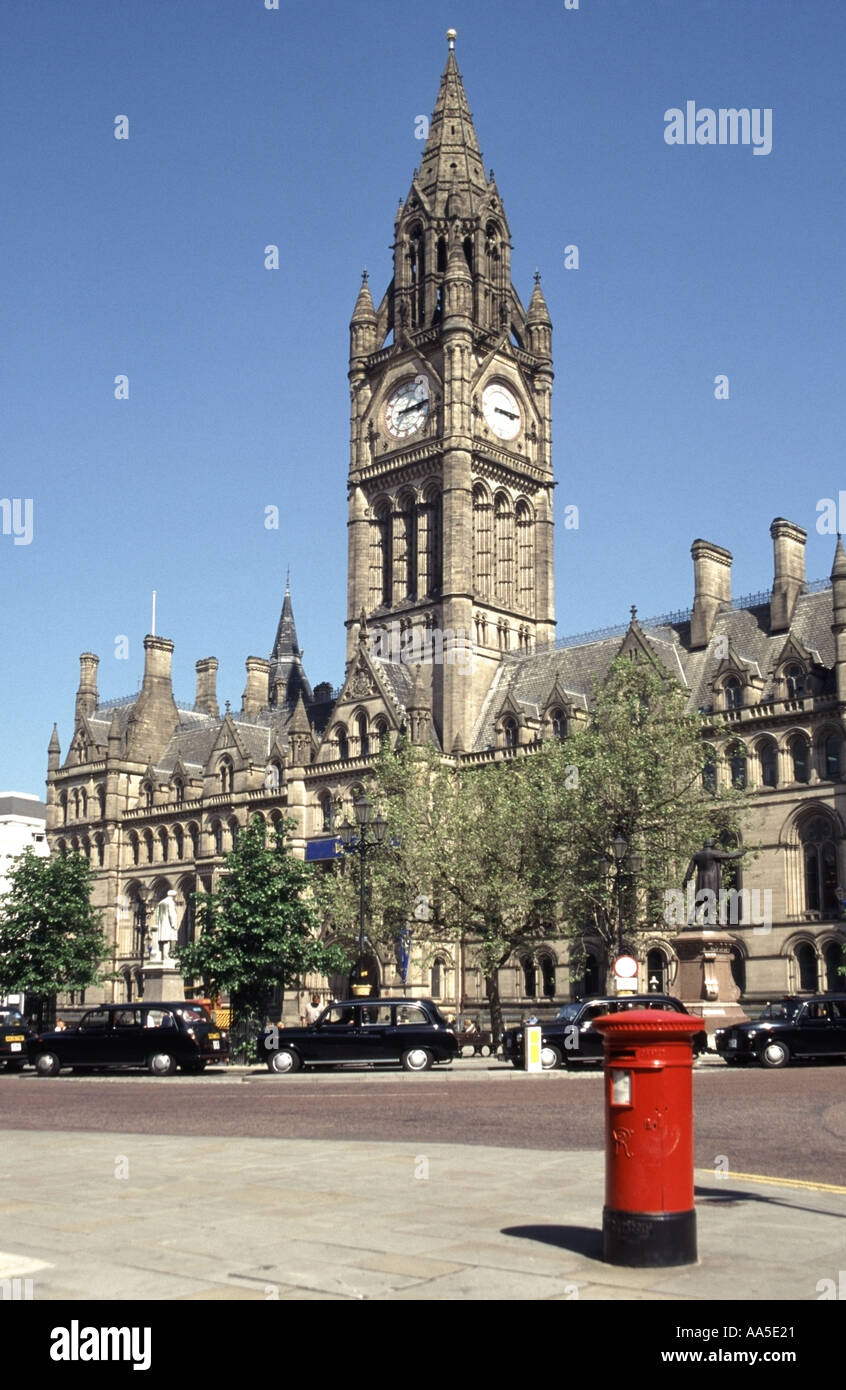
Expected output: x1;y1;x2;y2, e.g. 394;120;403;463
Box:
176;815;349;1020
314;654;750;1022
0;849;109;1012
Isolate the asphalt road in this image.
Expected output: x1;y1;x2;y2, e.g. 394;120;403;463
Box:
2;1063;845;1185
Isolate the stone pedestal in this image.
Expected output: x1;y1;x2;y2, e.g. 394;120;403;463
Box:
672;929;748;1035
140;964;186;1003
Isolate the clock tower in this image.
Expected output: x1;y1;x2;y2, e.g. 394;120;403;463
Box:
346;31;555;753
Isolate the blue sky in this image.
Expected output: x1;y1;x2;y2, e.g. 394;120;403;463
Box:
2;0;845;793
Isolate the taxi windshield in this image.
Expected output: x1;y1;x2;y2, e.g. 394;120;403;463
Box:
175;1005;211;1025
759;1000;802;1022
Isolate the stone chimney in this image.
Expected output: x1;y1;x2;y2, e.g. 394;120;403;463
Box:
769;518;807;633
75;653;99;722
690;540;733;650
125;635;179;763
242;657;270;719
194;658;219;718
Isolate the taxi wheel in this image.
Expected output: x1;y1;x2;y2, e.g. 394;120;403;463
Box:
759;1040;790;1069
401;1047;433;1072
35;1051;61;1077
541;1044;562;1071
147;1052;177;1077
268;1048;301;1074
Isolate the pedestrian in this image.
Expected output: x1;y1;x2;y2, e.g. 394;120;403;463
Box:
301;992;322;1027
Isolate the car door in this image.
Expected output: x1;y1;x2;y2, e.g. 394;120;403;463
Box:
67;1009;113;1065
794;1001;838;1058
111;1008;148;1066
356;1003;394;1062
578;1001;617;1058
308;1004;361;1065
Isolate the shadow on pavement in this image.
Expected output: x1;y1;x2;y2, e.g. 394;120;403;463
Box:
501;1224;603;1259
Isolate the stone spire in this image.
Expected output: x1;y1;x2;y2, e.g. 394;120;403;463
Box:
47;724;61;772
269;579;313;710
417;32;487;217
350;271;378;361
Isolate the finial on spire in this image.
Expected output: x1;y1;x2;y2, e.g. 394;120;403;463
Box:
361;268;368;283
285;565;290;595
630;604;638;623
534;269;541;284
446;27;457;49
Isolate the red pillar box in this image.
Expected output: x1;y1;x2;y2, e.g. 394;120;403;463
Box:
592;1010;702;1267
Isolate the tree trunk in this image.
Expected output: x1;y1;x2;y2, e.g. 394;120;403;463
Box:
485;973;505;1047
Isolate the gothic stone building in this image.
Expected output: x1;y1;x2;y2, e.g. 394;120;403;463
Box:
45;37;846;1014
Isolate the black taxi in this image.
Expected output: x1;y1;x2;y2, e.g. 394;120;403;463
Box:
258;997;458;1073
0;1007;30;1071
715;994;846;1068
28;1001;228;1076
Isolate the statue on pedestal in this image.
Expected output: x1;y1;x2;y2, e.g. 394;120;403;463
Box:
682;839;746;927
151;890;179;963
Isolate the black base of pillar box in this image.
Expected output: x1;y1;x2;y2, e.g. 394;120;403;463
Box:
603;1206;697;1267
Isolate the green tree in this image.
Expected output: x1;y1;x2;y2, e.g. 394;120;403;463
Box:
176;815;349;1023
0;849;109;1026
553;653;750;983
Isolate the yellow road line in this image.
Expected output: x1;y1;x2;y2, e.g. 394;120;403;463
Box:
696;1168;846;1195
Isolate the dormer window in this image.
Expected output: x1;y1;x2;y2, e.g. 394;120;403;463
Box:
550;709;567;741
785;664;805;699
142;782;154;810
723;676;742;711
173;778;184;806
503;717;519;750
218;757;234;795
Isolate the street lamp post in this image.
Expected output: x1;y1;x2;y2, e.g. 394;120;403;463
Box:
135;885;151;1000
338;793;387;996
599;832;642;961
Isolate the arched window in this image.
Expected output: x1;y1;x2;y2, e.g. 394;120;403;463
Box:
521;956;537;997
229;818;239;849
539;954;556;998
336;726;349;762
800;816;838;915
785;664;805;699
473;484;492;598
758;739;778;789
173;778;184;805
724;676;742;711
494;493;514;607
646;948;667;994
320;793;334;833
408;222;425;327
79;789;87;818
129;832;139;867
158;828;169;864
173;826;184;861
373;718;389;750
212;820;223;855
188;823;200;859
94;833;105;867
728;742;747;789
219;758;234;795
516;499;534;614
60;791;68;825
371;500;392;608
503;717;518;750
179;879;196;948
422;488;441;596
431;957;446;998
790;735;810;783
825;941;844;991
356;712;370;758
795;941;818;992
702;746;717;793
142;782;153;810
96;785;106;818
824;734;841;781
396;490;417;600
550;709;567;741
143;830;154;864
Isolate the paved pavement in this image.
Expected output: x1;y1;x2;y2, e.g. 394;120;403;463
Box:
1;1121;843;1301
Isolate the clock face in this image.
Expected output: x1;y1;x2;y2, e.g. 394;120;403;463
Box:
384;375;430;440
482;381;521;441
